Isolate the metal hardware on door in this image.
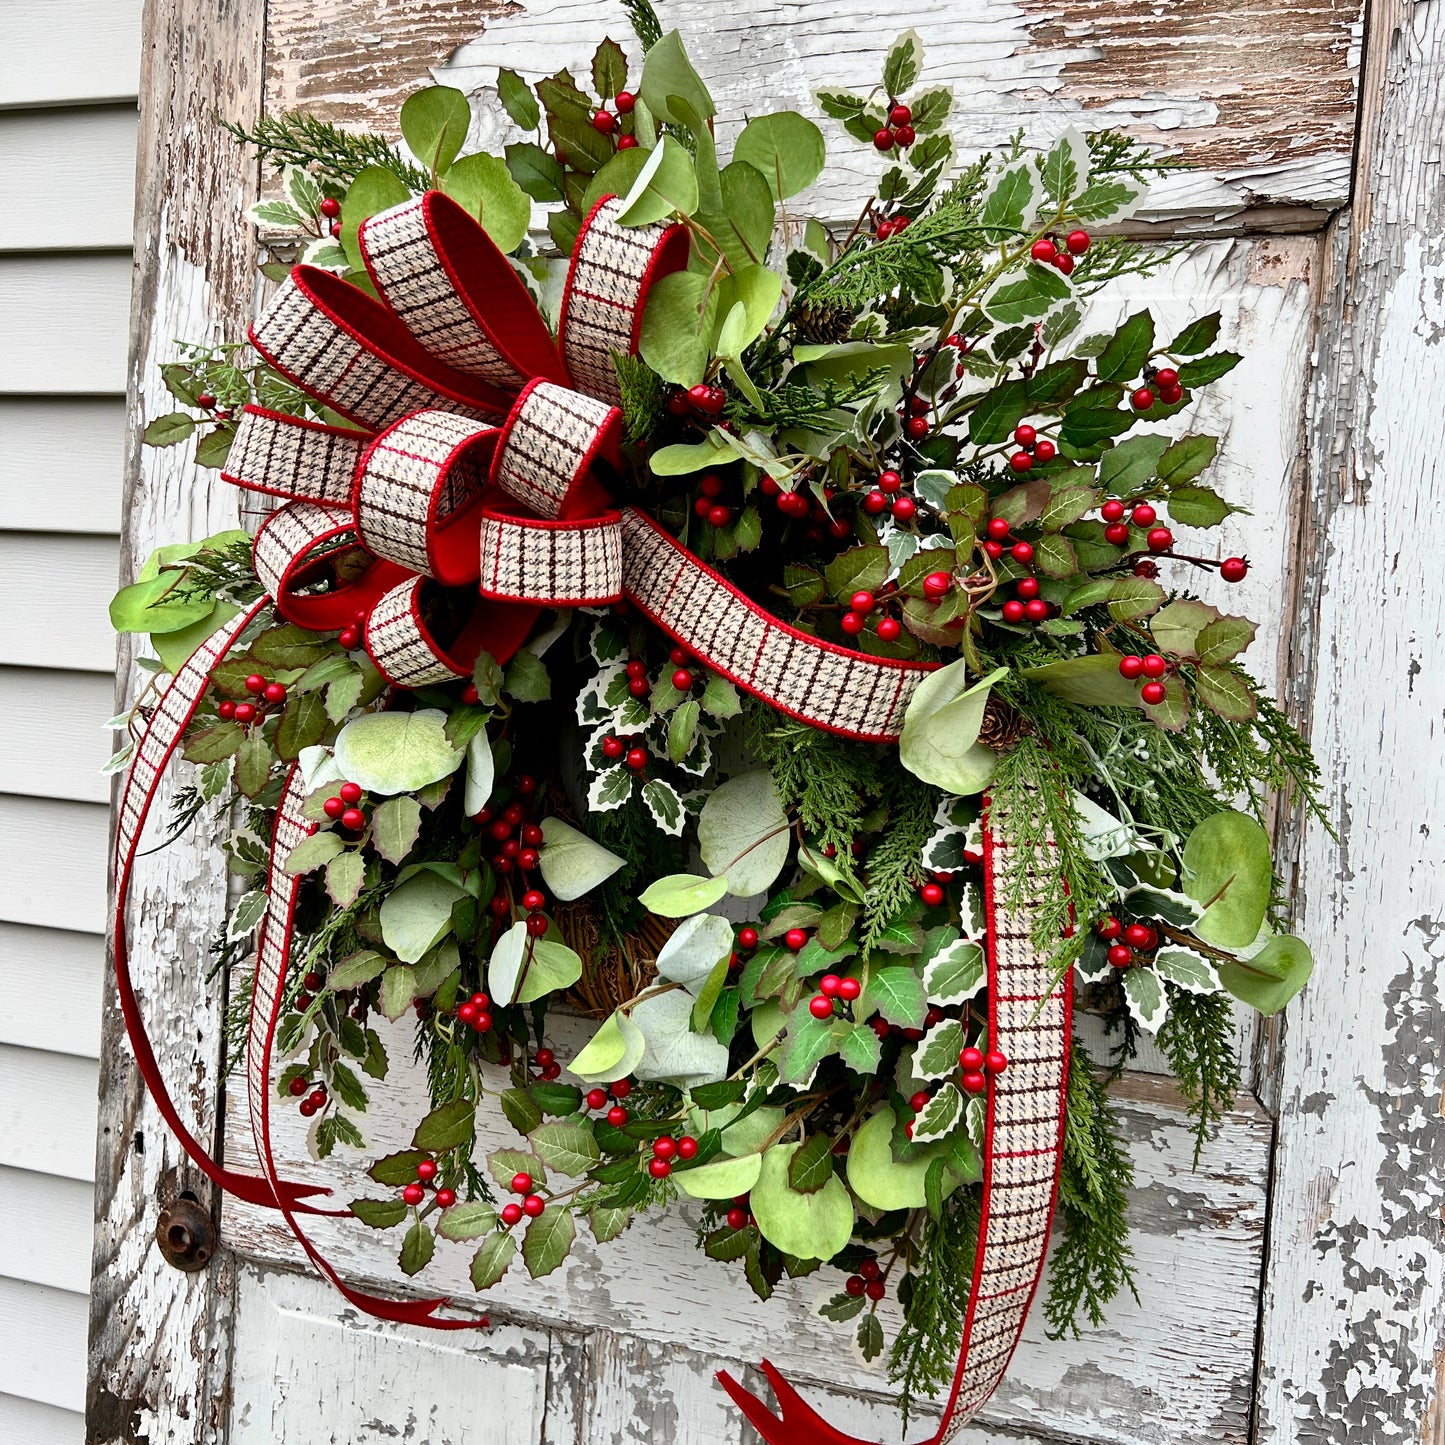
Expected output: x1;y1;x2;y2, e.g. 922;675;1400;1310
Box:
155;1197;216;1272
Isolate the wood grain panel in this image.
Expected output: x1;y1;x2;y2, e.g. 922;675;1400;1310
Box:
0;398;126;534
0;1392;85;1445
0;535;120;673
0;107;138;251
0;669;119;803
0;1046;98;1183
0;1168;95;1293
0;255;133;395
0;796;109;935
0;925;105;1058
0;1276;89;1412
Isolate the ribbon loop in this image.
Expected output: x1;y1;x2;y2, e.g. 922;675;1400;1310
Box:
224;406;365;504
491;378;623;521
477;510;624;606
365;576;494;688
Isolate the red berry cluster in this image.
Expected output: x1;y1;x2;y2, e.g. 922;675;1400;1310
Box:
1099;496;1173;554
1030;229;1090;277
589;1076;633;1127
861;468;917;522
759;475;854;543
601;728;650;775
983;517;1056;627
666;382;727;419
455;990;493;1035
807;972;863;1019
724;1192;754;1231
473;774;542;879
957;1044;1008;1095
399;1154;458;1210
872;101;916;152
1132;364;1184;413
336;607;370;652
844;1255;888;1300
288;1070;330;1117
646;1131;699;1179
691;471;735;529
897;394;932;443
499;1171;548;1227
217;671;288;727
875;213;912;241
1116;650;1170;706
591;89;640;149
320;778;367;832
1006;422;1058;473
1096;915;1160;969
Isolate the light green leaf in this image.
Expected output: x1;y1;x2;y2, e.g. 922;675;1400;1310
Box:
1217;933;1313;1015
1023;654;1142;709
413;1098;475;1151
656;913;735;989
1194;616;1258;664
836;1022;883;1076
1196;664;1257;721
1181;809;1273;948
1153;947;1223;995
631;988;731;1087
400;85;472;174
675;1151;763;1199
226;888;269;941
979;161;1037;237
379;871;466;962
437;1200;498;1242
441;152;530;253
847;1109;946;1211
538;817;626;901
327;950;387;991
750;1143;854;1260
379;964;418;1022
284;830;344;876
1157;434;1219;487
698;771;790;897
463;729;494;817
488;921;583;1006
567;1010;647;1085
370;795;422;865
340;166;411;270
531;1122;600;1177
898;661;1007;796
864;967;927;1029
733;112;825;201
639;872;729;917
713;265;783;357
639;30;715;127
639;269;720;387
333;710;463;796
618;135;699;224
693;161;776;271
325;848;365;908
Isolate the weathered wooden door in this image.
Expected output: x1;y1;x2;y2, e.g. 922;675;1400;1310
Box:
90;1;1445;1441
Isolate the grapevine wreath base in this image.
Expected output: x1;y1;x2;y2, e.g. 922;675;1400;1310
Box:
111;9;1321;1440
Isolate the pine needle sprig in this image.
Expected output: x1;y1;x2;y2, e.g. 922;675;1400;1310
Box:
220;111;428;192
620;0;664;51
611;353;669;445
860;785;938;952
1046;1041;1138;1337
1156;990;1242;1165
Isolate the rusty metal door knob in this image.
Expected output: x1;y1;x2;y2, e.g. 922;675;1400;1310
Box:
155;1197;216;1271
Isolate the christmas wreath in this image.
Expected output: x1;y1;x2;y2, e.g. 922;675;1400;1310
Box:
111;4;1322;1437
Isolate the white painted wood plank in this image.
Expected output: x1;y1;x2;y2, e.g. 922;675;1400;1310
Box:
0;255;133;394
224;1003;1268;1445
0;925;104;1058
0;1392;85;1445
0;796;110;935
0;1168;95;1294
0;0;143;109
0;534;120;673
0;397;126;534
0;106;137;251
228;1264;578;1445
0;669;118;804
0;1276;88;1412
0;1045;98;1183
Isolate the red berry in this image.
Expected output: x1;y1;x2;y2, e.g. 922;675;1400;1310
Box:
1016;576;1040;600
653;1136;677;1161
778;489;810;517
876;616;902;641
628;677;650;698
459;1002;478;1025
1108;944;1133;968
809;995;834;1020
1065;230;1090;255
1124;923;1153;948
510;1173;533;1195
1034;439;1057;462
244;674;266;695
318;197;341;219
873;128;895;151
850;590;876;615
534;1047;555;1068
338;625;361;650
845;1274;866;1296
891;495;917;521
1104;522;1130;545
340;807;365;831
196;392;217;409
727;1207;749;1230
1132;387;1156;411
983;539;1004;559
1024;598;1049;622
738;926;759;951
1141;653;1167;678
417;1158;438;1182
1001;599;1026;623
888;103;912;126
959;1047;983;1071
1097;916;1122;940
611;1079;632;1099
865;1279;887;1300
218;699;236;719
920;882;944;906
677;1135;698;1160
592;109;616;134
649;1157;672;1179
859;1258;881;1282
1101;498;1126;523
877;469;903;494
1119;655;1145;680
523;889;546;912
922;571;951;601
402;1183;426;1205
500;1202;524;1226
625;746;648;772
1159;382;1184;404
435;1187;457;1208
961;1072;986;1095
1014;424;1037;447
339;781;363;805
602;735;625;759
616;134;639;150
1140;680;1167;705
1054;253;1076;276
1031;238;1058;263
323;796;345;819
615;91;636;113
693;496;713;519
785;928;809;952
233;702;257;725
1131;503;1157;526
671;668;695;693
606;1105;629;1126
840;611;865;636
263;682;286;704
819;974;842;997
1011;541;1034;564
585;1088;607;1110
526;914;549;938
905;416;930;441
1009;451;1034;473
986;517;1011;540
523;1193;546;1217
288;1075;309;1096
488;895;509;916
1147;526;1174;553
985;1050;1008;1074
298;1098;317;1117
473;1011;493;1033
1220;556;1248;583
706;505;731;528
894;124;916;147
838;977;862;1001
1154;367;1179;387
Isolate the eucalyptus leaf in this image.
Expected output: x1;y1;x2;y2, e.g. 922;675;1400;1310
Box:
333;710;463;796
749;1142;854;1260
697;771;790;896
733;112;826;201
379;871;466;963
898;661;1006;795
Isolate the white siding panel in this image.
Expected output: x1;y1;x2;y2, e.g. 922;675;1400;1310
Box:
0;668;118;804
0;795;109;935
0;534;120;673
0;1277;88;1412
0;925;104;1057
0;106;137;250
0;0;143;108
0;1392;85;1445
0;254;133;394
0;1168;94;1293
0;397;126;533
0;1046;98;1183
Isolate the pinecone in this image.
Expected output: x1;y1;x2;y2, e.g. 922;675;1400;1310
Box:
793;300;857;345
977;696;1032;752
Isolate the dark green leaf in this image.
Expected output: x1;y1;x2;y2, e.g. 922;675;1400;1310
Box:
592;38;629;101
1176;352;1242;388
966;379;1027;445
350;1197;408;1229
499;1087;543;1136
787;1132;835;1194
1169;312;1222;355
522;1206;575;1278
496;69;540;130
1095;310;1155;383
399;1220;435;1276
275;691;327;761
143;411;197;447
412;1099;475;1152
368;1149;431;1186
506;141;565;202
470;1231;517;1289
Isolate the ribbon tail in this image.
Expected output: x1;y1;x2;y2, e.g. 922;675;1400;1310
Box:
717;1362;896;1445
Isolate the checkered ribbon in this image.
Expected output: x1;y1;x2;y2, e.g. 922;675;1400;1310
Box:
223;188;939;740
718;789;1070;1444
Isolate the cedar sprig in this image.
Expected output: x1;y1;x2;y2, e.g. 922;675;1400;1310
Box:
860;785;938;952
221;111;429;192
620;0;664;51
1156;990;1242;1165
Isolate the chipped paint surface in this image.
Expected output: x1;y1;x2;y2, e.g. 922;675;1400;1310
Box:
1259;3;1445;1438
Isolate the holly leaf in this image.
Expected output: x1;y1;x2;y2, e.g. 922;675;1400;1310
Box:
864;967;927;1028
522;1206;575;1278
470;1231;517;1290
370;795;422;864
436;1200;499;1242
787;1132;835;1194
398;1220;435;1276
350;1197;408;1229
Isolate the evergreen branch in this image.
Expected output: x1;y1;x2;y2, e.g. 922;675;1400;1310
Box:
1156;990;1241;1166
860;785;937;952
220;111;428;192
620;0;664;52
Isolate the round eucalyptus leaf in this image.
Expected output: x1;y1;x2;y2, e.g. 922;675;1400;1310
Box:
441;153;530;253
567;1010;647;1085
538;817;626;901
845;1107;958;1211
674;1152;763;1200
630;989;730;1087
400;85;472;174
379;871;468;964
333;710;464;796
750;1142;854;1260
656;912;735;989
732;112;826;200
1181;808;1272;947
697;771;790;896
